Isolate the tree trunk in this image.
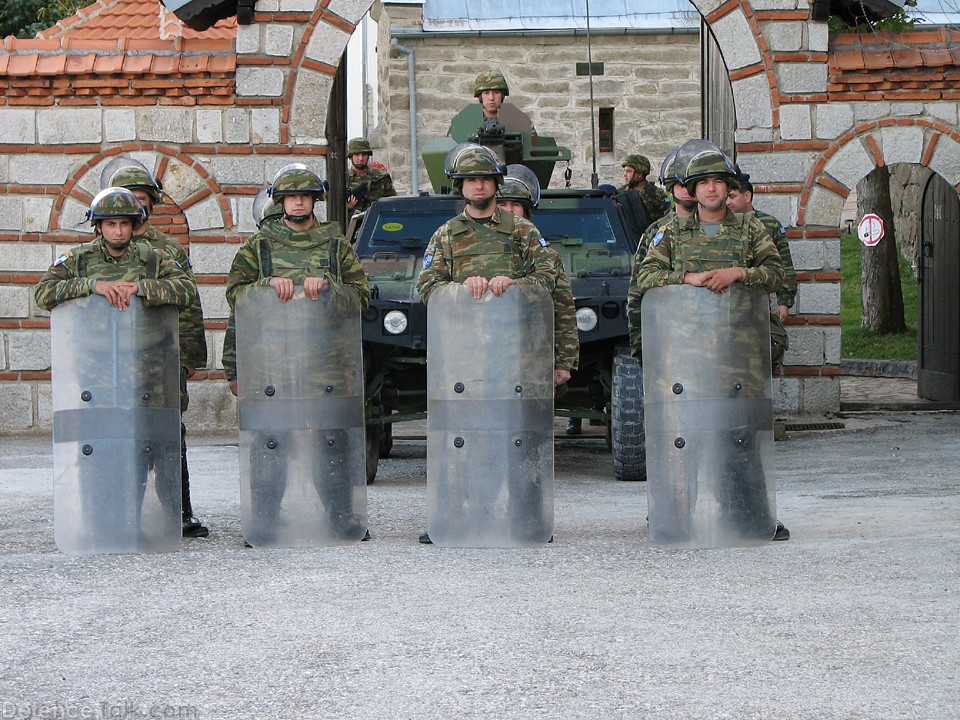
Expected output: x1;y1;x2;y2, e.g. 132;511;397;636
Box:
857;165;907;333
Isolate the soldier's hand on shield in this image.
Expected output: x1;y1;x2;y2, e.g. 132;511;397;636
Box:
487;275;515;297
95;280;139;310
463;276;490;299
303;276;329;300
778;304;789;322
555;368;571;386
268;276;296;302
699;267;745;294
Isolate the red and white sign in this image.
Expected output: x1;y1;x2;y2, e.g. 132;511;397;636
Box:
858;213;885;247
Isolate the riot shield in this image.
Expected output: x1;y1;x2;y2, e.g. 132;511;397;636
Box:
236;284;366;547
641;285;777;548
426;284;554;547
51;295;181;554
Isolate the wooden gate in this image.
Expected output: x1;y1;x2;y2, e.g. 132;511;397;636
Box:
918;172;960;400
700;18;735;159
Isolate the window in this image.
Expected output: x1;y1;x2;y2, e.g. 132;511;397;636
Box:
598;107;614;153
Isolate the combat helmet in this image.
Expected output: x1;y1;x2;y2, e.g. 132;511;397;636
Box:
676;139;739;192
269;163;327;200
347;137;373;156
444;143;506;186
658;148;682;190
621;154;651;176
100;157;163;205
252;188;284;229
87;187;148;226
474;70;510;98
498;164;541;217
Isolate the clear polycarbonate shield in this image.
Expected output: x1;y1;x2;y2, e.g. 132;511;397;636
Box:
426;284;554;547
235;284;366;547
641;284;776;548
672;138;734;184
51;296;181;554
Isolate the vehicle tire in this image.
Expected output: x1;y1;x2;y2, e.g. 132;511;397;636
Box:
611;352;646;481
378;420;393;458
365;423;381;485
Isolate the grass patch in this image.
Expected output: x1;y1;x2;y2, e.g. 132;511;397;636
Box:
840;233;918;360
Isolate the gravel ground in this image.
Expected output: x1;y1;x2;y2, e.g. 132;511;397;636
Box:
0;411;957;719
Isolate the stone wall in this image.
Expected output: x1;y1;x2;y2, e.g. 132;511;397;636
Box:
3;0;960;433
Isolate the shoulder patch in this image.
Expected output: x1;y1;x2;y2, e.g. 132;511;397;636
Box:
54;250;72;266
422;251;433;269
538;237;549;248
652;231;664;247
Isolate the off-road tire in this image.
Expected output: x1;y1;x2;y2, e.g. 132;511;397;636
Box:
611;352;646;481
378;421;393;458
365;424;381;485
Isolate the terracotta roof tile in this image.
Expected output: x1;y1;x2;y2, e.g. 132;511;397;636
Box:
921;47;953;68
0;55;8;75
93;54;124;73
7;54;39;76
36;54;67;75
122;55;154;74
891;48;923;69
179;56;209;73
862;49;894;70
149;56;179;74
831;49;864;71
207;55;237;73
65;54;97;74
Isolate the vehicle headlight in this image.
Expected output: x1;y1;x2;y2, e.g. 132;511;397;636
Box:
383;310;408;335
576;307;598;332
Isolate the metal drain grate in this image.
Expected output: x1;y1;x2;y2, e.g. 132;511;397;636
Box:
783;422;846;432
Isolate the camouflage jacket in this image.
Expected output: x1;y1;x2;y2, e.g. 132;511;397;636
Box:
627;211;784;354
544;246;579;371
626;211;676;357
416;207;578;370
619;182;670;223
222;219;370;380
35;237;198;312
348;167;396;216
752;209;797;309
135;225;207;371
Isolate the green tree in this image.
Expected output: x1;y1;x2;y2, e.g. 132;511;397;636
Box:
1;0;89;39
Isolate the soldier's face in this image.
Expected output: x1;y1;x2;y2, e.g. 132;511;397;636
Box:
462;177;498;208
726;188;751;214
499;199;528;218
350;153;370;171
480;90;504;116
672;183;698;212
99;218;134;257
694;177;730;212
283;194;314;217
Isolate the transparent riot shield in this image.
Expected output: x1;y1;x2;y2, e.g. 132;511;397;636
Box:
51;296;181;554
426;284;554;547
236;284;366;547
641;285;777;548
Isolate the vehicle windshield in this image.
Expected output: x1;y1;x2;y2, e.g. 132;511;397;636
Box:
360;211;453;255
535;207;619;246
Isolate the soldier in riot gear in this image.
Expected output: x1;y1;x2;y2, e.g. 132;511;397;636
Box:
223;163;370;546
631;139;789;542
415;144;562;545
104;158;209;538
36;188;198;552
346;137;396;220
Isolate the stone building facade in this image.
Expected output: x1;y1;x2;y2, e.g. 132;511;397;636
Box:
2;0;960;435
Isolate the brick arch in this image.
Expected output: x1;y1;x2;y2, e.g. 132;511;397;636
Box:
799;119;960;228
53;145;232;234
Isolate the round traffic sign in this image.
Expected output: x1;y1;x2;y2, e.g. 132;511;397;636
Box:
858;213;885;247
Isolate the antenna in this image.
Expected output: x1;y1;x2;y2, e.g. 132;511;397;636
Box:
585;0;599;189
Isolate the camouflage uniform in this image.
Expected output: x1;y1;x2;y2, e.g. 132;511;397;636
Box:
628;210;786;365
626;211;676;357
752;210;795;368
222;219;370;381
347;167;396;216
415;206;577;370
35;237;197;311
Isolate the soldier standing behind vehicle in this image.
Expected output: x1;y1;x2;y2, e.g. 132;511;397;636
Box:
630;139;790;541
105;158;210;539
346;137;396;220
726;170;796;370
496;164;579;383
448;70;537;139
618;154;670;224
